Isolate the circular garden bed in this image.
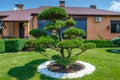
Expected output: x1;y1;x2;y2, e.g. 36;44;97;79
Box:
38;60;95;79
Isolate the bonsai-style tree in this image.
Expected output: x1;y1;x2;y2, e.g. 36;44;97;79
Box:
35;7;96;67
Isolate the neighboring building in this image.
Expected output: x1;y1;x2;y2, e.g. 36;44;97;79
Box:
0;1;120;39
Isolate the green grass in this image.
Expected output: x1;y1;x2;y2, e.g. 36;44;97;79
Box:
0;48;120;80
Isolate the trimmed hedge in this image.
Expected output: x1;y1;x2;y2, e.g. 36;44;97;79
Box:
4;39;26;52
24;39;37;51
84;40;119;48
0;40;5;53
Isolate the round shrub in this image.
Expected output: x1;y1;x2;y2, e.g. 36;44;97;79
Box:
112;36;120;45
29;29;47;38
57;39;82;49
37;36;55;45
24;39;37;50
65;19;76;27
64;28;86;39
81;43;96;50
38;7;68;22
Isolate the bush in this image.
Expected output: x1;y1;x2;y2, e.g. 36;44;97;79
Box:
57;39;82;49
64;28;86;39
52;55;78;67
29;29;47;38
65;19;76;27
111;36;120;45
0;40;5;53
24;39;37;51
85;40;118;48
81;43;96;50
37;36;55;45
4;39;26;52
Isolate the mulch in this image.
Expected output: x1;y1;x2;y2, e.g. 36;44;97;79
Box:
47;62;85;73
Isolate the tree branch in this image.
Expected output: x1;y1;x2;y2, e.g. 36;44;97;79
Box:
48;44;60;51
75;49;86;56
39;52;50;58
58;29;63;41
66;48;72;58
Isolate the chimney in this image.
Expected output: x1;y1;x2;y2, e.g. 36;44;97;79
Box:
14;4;24;10
90;5;96;9
59;0;65;7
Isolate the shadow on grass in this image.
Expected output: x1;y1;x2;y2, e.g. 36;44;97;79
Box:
106;49;120;54
8;59;47;80
40;74;60;80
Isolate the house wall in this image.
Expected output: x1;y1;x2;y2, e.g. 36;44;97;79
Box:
2;22;19;38
0;35;2;39
24;22;28;37
2;22;10;37
2;15;120;40
87;16;120;40
1;21;32;38
14;22;19;38
31;15;120;40
33;15;38;29
26;19;33;37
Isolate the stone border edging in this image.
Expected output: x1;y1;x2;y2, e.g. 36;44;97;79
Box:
38;60;95;79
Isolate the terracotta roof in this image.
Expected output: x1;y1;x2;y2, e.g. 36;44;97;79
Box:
0;8;40;21
0;6;120;21
37;6;120;16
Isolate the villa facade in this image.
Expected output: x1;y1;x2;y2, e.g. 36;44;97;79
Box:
0;1;120;40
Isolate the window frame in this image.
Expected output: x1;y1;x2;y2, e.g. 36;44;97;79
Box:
111;21;120;33
0;21;3;34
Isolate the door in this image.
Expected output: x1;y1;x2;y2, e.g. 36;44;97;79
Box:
19;23;24;38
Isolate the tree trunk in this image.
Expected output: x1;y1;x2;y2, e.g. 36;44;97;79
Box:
60;48;65;58
67;49;72;58
58;30;63;41
57;29;64;58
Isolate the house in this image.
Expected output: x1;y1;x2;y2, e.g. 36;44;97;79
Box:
0;1;120;40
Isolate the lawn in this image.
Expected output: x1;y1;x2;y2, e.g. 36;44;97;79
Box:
0;48;120;80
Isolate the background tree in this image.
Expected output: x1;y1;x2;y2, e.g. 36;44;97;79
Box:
35;7;96;67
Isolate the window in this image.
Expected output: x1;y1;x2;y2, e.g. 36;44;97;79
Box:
73;16;87;38
0;21;2;34
74;19;87;32
0;29;2;34
0;21;2;29
38;20;51;34
111;21;120;33
73;16;87;32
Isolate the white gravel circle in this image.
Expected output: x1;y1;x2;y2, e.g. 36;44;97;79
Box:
37;60;95;79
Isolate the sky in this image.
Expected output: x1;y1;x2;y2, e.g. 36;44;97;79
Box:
1;0;120;12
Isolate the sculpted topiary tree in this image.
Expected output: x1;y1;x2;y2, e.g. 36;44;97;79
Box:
36;7;96;67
